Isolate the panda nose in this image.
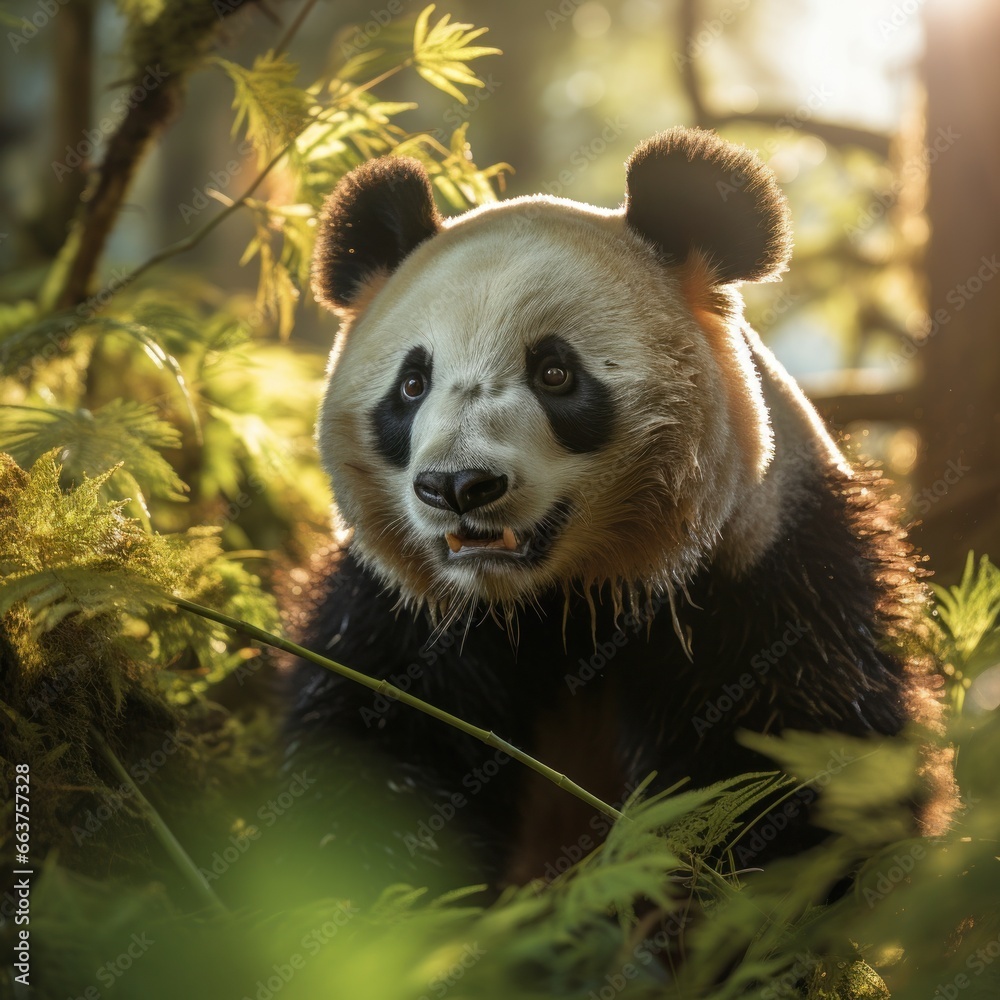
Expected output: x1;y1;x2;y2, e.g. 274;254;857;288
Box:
413;469;508;514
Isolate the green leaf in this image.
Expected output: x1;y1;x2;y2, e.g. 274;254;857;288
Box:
216;50;311;167
412;5;501;103
921;553;1000;712
739;731;918;846
0;299;39;340
932;553;1000;659
0;400;188;517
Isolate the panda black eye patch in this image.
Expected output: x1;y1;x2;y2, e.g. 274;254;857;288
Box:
525;336;615;453
371;345;432;467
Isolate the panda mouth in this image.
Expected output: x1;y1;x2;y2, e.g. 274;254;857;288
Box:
444;527;522;557
442;501;571;565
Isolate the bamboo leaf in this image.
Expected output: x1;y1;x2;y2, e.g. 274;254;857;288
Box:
412;4;500;104
216;50;311;167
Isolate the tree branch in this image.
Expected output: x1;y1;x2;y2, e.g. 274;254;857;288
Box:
54;1;251;310
38;0;94;257
675;0;891;157
809;388;919;425
704;112;892;157
678;0;708;126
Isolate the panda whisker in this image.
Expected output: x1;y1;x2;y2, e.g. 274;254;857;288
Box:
342;461;373;475
664;582;693;660
430;588;470;645
375;512;410;542
457;600;478;654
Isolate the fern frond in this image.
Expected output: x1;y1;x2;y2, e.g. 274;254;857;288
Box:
0;451;278;691
0;400;188;517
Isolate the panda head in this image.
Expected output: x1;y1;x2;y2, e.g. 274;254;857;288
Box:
312;128;793;618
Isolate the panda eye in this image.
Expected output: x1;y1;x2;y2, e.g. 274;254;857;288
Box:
400;372;426;401
536;357;573;394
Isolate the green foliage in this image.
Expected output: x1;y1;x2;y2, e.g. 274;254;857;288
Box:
19;718;987;1000
8;513;998;998
217;50;312;167
0;449;277;689
2;4;506;559
929;553;1000;713
412;4;503;102
0;400;187;518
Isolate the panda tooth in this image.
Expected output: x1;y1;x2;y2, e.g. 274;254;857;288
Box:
445;533;463;553
502;527;517;550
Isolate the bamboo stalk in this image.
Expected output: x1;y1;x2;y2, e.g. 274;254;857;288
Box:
89;725;228;917
171;596;625;824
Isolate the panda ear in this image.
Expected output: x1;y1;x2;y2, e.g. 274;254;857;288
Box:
312;157;443;310
624;128;791;284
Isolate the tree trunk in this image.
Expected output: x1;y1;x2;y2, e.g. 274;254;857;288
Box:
914;2;1000;580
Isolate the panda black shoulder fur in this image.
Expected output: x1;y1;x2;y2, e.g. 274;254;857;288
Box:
286;127;954;893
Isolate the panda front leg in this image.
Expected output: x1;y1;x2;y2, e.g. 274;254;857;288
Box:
280;553;530;899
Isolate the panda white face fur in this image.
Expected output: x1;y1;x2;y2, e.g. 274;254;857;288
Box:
312;129;840;619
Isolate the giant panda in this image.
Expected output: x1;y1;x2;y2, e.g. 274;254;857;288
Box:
285;127;952;894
